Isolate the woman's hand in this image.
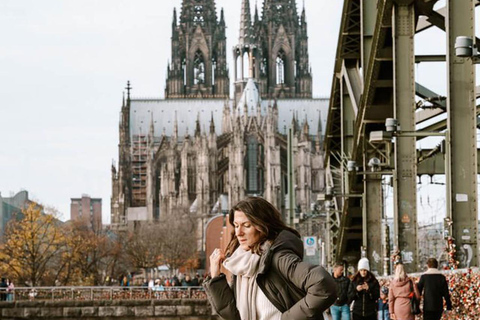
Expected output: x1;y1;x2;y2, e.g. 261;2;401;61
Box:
209;248;225;278
356;285;364;292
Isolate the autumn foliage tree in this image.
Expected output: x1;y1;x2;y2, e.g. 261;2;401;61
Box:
0;204;65;286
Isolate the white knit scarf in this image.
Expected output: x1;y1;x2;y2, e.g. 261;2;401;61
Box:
223;247;261;320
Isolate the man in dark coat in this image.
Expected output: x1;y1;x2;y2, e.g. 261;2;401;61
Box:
417;258;452;320
330;263;354;320
0;278;8;301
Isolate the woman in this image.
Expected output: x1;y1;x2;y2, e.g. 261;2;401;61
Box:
349;258;380;320
388;263;420;320
6;279;14;301
204;197;337;320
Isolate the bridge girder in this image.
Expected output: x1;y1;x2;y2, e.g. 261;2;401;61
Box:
324;0;479;272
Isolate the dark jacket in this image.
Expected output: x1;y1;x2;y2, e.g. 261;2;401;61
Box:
349;275;380;317
417;269;452;312
203;230;337;320
332;274;354;306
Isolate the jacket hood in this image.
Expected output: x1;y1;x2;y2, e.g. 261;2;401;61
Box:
270;230;304;258
392;277;411;287
257;230;303;275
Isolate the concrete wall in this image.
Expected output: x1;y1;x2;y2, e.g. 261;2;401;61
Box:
0;299;218;319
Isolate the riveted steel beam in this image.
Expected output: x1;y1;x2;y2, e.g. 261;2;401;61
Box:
446;0;478;268
392;3;418;272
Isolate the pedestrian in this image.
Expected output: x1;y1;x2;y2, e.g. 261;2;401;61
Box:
6;279;14;302
204;196;337;319
388;263;419;320
191;274;200;286
182;275;193;286
0;278;8;301
330;263;354;320
417;258;452;320
378;286;390;320
349;258;380;320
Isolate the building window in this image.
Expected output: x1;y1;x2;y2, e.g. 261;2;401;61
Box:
276;49;286;85
181;58;187;86
194;50;205;85
246;136;264;194
193;5;205;26
188;167;197;201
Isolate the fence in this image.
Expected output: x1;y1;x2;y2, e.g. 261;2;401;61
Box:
0;286;206;301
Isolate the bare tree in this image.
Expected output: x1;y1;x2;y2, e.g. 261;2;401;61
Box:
124;222;164;272
157;214;199;272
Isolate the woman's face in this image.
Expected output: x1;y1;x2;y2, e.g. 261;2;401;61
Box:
233;210;262;250
359;269;368;278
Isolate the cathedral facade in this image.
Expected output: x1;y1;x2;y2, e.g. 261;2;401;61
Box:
111;0;328;235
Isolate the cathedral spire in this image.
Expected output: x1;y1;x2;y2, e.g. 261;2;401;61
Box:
301;1;306;24
239;0;253;45
125;81;132;103
172;7;177;27
220;8;225;26
210;112;215;134
317;110;324;149
173;111;178;141
195;113;201;137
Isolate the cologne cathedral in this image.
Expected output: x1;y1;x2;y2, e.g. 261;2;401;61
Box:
111;0;328;232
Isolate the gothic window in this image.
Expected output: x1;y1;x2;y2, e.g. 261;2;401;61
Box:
212;57;216;85
182;58;187;86
194;50;205;85
261;57;267;76
245;136;264;194
236;54;242;80
246;136;258;193
252;56;256;78
243;52;249;78
174;161;181;197
193;5;205;26
188;166;196;201
276;49;286;85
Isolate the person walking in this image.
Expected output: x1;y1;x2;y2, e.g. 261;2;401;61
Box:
330;263;354;320
6;279;14;302
349;258;380;320
388;263;420;320
0;278;7;301
378;286;390;320
204;196;337;320
417;258;452;320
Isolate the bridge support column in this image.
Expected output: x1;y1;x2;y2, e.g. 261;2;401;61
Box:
446;0;478;268
392;2;418;272
363;173;383;274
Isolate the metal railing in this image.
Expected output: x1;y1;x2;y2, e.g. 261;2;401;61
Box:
0;286;207;301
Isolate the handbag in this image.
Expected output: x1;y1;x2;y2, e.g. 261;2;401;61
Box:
409;280;421;315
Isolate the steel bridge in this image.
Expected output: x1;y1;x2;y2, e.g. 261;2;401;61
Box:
324;0;479;273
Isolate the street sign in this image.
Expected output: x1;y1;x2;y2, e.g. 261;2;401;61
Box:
304;236;317;256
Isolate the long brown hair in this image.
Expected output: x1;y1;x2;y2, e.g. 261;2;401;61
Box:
225;196;300;256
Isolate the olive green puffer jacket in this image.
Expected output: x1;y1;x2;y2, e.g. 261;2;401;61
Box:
203;230;337;320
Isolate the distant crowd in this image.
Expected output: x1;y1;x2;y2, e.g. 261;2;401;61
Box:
329;257;479;320
108;272;206;289
0;278;14;301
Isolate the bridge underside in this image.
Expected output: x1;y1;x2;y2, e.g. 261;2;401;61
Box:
324;0;479;273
